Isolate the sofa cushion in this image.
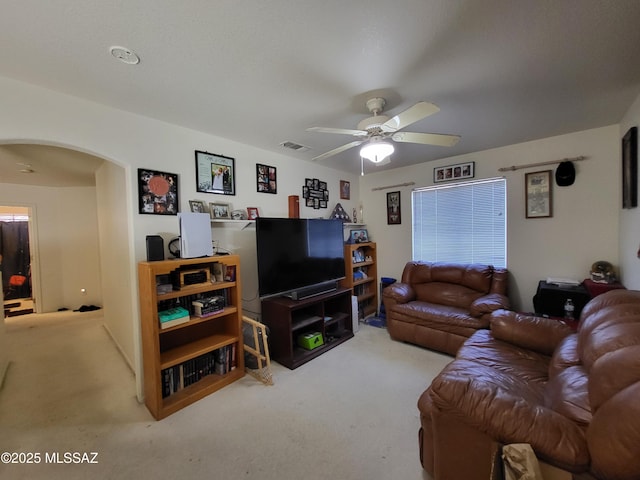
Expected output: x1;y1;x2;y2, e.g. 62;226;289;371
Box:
587;382;640;480
544;366;591;426
588;344;640;411
469;293;510;317
457;330;550;385
414;281;485;309
490;310;573;356
391;301;489;332
549;334;580;378
427;359;590;470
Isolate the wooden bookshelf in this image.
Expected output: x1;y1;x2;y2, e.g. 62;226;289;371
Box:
341;242;378;319
138;255;244;419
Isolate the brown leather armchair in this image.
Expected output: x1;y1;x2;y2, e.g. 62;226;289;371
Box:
382;262;509;355
419;289;640;480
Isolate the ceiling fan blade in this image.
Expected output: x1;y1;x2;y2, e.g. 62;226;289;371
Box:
307;126;369;137
381;102;440;133
391;131;461;147
312;140;364;161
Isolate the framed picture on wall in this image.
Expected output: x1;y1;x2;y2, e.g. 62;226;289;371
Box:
622;126;637;209
138;168;178;215
434;161;475;183
340;180;351;199
386;191;401;224
525;170;553;218
256;163;277;194
195;150;235;195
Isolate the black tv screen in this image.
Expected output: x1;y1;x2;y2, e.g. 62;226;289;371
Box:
255;217;345;298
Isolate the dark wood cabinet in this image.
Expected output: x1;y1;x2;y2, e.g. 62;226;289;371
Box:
261;288;353;369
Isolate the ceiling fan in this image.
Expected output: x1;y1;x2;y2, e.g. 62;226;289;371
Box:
307;97;460;166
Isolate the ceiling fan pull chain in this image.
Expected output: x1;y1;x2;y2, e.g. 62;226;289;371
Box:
361;156;364;176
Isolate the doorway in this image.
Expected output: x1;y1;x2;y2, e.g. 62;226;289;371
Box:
1;205;35;316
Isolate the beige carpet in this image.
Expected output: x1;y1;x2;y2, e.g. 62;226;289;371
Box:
0;312;450;480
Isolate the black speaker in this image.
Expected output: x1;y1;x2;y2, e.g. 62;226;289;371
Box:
146;235;164;262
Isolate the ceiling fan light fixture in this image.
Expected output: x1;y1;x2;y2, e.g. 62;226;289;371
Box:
360;139;394;163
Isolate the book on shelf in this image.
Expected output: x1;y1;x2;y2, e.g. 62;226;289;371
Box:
160;344;237;398
158;306;190;329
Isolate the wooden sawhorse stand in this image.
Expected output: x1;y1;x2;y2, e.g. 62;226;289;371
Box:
242;316;273;385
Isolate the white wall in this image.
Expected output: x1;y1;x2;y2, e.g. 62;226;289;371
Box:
358;125;621;312
620;93;640;290
0;183;102;312
0;75;360;398
95;161;136;370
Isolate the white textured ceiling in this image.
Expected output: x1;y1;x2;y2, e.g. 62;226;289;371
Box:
1;0;640;185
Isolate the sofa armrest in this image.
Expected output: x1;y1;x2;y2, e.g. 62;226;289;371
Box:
427;360;590;471
490;309;574;356
469;293;511;317
382;282;416;307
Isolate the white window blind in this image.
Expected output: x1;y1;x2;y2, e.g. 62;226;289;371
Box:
412;177;506;267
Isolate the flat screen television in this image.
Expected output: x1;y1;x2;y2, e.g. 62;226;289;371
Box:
255;217;345;299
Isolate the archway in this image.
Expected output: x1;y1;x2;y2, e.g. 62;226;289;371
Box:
0;141;141;400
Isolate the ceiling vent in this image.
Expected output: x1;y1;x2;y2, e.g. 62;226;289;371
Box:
280;141;309;152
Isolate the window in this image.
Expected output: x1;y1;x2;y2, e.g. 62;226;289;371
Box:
412;177;506;267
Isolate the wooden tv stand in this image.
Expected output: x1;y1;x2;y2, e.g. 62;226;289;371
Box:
261;287;354;369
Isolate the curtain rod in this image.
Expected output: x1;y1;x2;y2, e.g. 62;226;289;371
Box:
371;181;415;191
498;155;587;172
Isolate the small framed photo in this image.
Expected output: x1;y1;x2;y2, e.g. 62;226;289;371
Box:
195;150;235;195
247;207;259;220
257;163;277;194
386;191;401;225
138;168;178;215
224;265;236;282
340;180;351;200
210;202;231;219
525;170;553;218
434;161;475;183
189;200;206;213
349;229;369;244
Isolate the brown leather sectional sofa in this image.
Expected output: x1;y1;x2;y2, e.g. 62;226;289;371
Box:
419;289;640;480
382;262;510;355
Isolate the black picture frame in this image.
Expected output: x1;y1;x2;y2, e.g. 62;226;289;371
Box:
525;170;553;218
302;178;329;209
195;150;235;195
387;191;401;224
256;163;277;194
434;161;475;183
138;168;178;215
622;126;638;209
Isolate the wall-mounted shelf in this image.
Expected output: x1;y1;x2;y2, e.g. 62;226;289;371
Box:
343;222;366;227
211;219;255;229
